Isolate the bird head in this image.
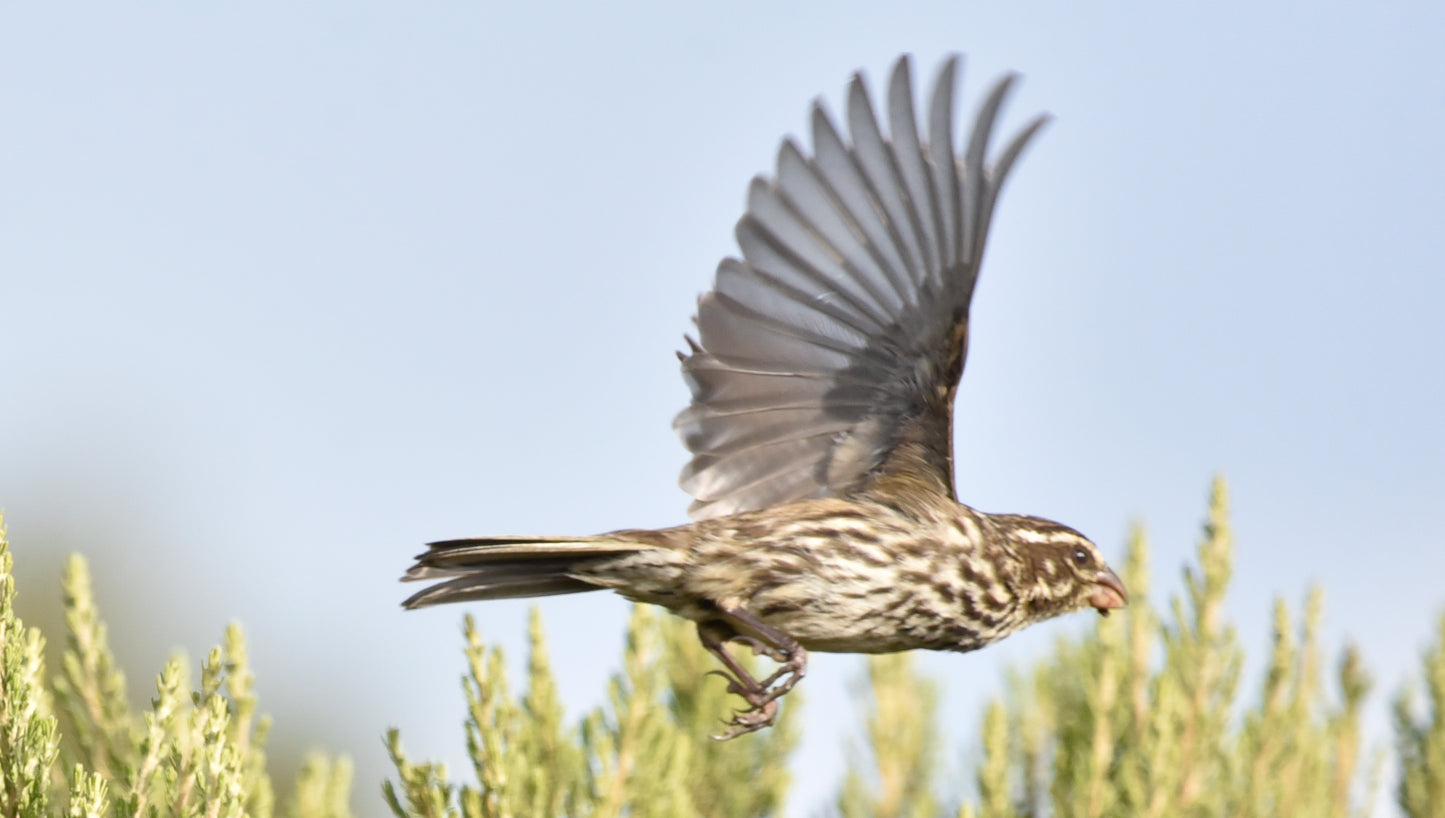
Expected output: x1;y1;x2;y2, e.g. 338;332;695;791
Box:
996;516;1128;620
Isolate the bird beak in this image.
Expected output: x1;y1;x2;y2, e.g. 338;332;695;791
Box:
1089;566;1128;616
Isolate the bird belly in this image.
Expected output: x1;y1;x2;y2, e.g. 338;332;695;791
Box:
744;580;996;654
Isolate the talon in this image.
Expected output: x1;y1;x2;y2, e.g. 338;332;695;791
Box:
758;645;808;695
710;700;779;740
696;613;808;736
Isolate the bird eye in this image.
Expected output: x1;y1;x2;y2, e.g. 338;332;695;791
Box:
1071;547;1092;568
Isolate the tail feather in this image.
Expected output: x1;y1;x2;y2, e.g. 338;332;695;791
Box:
401;535;651;609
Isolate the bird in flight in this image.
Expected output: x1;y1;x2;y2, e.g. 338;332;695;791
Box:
404;54;1127;739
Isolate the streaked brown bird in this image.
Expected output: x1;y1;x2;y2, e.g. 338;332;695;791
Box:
404;54;1127;738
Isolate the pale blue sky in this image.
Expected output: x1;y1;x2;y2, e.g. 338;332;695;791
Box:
3;3;1443;815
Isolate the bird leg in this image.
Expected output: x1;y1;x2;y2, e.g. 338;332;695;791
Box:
697;608;808;740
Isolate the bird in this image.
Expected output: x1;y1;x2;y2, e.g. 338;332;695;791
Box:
403;54;1128;739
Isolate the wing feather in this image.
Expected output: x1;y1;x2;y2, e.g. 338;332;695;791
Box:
775;142;906;318
886;59;943;285
718;226;884;342
927;55;962;270
677;55;1048;520
845;74;928;293
681;436;838;510
809;105;915;308
695;293;856;372
739;192;894;330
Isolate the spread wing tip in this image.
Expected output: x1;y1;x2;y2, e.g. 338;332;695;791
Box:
674;54;1050;517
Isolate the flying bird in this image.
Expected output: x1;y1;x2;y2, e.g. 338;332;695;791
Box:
404;54;1127;738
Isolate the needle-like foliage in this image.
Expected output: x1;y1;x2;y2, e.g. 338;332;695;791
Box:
8;481;1445;816
838;653;941;818
0;514;352;818
1397;610;1445;817
952;478;1378;818
383;606;797;818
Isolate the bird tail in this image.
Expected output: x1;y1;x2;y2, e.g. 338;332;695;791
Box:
401;534;654;609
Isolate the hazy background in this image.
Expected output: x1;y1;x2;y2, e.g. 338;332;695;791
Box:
3;3;1442;815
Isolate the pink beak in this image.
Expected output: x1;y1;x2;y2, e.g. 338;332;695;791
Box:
1089;566;1129;616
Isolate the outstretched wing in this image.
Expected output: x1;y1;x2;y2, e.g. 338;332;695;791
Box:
674;55;1049;521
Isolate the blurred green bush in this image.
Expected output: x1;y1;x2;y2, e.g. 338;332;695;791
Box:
3;479;1443;817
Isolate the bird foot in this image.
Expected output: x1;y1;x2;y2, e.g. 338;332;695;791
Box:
711;699;780;740
758;645;807;698
704;644;807;739
697;611;808;739
734;635;790;664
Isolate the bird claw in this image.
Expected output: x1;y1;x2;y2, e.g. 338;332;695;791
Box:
758;646;807;696
697;615;808;739
703;643;808;739
734;635;789;664
710;700;779;740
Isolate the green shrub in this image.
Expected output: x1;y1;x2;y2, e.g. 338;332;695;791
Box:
0;516;352;818
5;481;1445;817
383;604;797;818
956;478;1380;818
